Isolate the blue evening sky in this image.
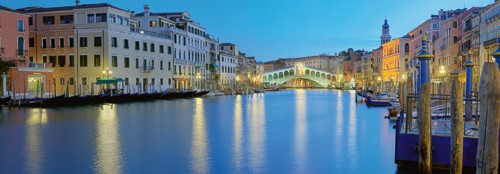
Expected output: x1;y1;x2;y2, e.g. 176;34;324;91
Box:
2;0;493;61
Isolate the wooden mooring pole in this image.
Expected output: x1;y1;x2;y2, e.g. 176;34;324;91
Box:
418;82;431;174
476;62;500;174
405;76;413;132
450;72;464;174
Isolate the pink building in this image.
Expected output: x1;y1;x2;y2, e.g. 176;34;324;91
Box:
0;5;29;61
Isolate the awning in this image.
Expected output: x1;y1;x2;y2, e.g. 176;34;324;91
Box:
95;78;124;85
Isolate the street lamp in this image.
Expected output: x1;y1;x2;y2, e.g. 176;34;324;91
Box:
102;67;113;78
196;72;201;90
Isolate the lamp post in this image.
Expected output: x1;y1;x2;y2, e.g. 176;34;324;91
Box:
196;73;201;90
102;67;113;91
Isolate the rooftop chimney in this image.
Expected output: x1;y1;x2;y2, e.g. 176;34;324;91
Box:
76;0;80;6
144;5;150;15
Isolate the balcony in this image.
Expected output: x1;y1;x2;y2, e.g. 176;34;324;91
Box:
15;62;54;72
140;66;154;73
484;38;498;48
17;49;28;56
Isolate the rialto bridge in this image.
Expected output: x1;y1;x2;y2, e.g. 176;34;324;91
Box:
262;63;336;88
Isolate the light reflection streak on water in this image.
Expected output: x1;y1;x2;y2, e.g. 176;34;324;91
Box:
94;107;123;174
248;94;266;173
334;90;343;169
190;98;210;174
294;89;307;173
25;109;48;174
232;95;243;172
348;90;358;167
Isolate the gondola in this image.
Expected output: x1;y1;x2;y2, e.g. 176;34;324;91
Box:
193;91;209;97
0;96;11;106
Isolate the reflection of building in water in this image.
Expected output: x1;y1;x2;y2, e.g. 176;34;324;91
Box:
294;89;308;172
248;94;266;173
191;98;210;174
232;95;243;172
25;109;48;173
94;108;123;174
347;91;358;166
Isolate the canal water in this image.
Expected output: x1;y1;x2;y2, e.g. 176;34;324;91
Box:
0;89;399;173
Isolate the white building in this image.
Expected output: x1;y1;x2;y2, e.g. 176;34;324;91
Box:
218;43;238;90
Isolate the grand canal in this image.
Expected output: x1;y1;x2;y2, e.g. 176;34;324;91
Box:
0;89;400;173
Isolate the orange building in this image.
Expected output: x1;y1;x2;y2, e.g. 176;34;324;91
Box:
0;5;54;97
17;5;78;95
381;36;410;82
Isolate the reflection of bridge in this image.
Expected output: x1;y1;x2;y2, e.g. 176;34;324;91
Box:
263;63;336;88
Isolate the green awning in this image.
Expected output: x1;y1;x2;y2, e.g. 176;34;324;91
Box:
95;78;124;85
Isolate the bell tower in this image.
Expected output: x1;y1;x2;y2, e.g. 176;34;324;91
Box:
380;18;391;45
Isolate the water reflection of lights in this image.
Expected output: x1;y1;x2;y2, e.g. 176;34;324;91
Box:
25;109;48;173
191;98;210;174
333;90;343;169
232;95;243;172
94;107;123;174
248;93;266;173
348;91;358;166
294;89;307;172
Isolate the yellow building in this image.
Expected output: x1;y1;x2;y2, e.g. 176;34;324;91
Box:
381;36;410;83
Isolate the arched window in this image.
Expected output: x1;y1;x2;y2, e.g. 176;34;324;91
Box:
404;43;409;53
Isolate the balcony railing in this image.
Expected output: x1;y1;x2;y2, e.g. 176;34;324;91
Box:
130;27;172;39
17;49;28;56
140;66;154;73
484;38;498;47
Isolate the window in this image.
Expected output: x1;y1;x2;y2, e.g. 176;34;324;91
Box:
29;38;34;47
135;41;140;50
453;36;458;44
453;21;458;28
60;78;65;85
183;37;186;46
151;60;155;68
69;55;74;67
59;37;65;48
124;78;129;86
160;61;163;70
94;37;102;47
117;16;123;25
150;21;156;27
150;43;155;52
160;78;164;85
42;38;47;48
50;38;55;48
168;46;172;54
17;20;24;32
29;56;33;62
87;14;95;23
42;56;47;63
124;39;129;49
69;78;75;85
111;37;117;47
168;78;171;85
124;57;130;68
143;42;148;51
43;16;55;25
49;56;56;66
60;15;73;24
160;45;164;53
58;55;66;67
80;37;87;47
94;55;101;67
28;17;33;26
109;14;116;23
82;78;87;86
80;55;88;67
135;58;139;68
96;13;107;23
168;62;171;71
69;37;74;48
112;56;118;67
151;78;155;85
